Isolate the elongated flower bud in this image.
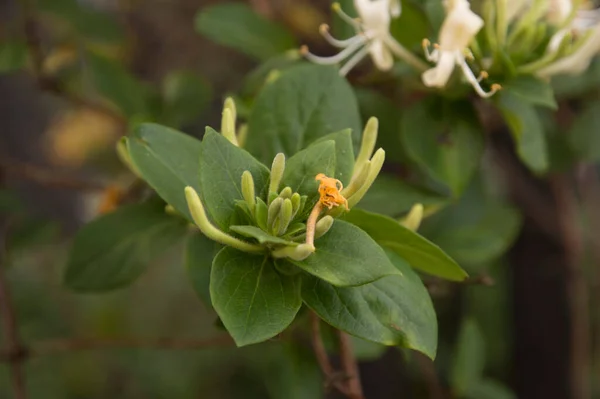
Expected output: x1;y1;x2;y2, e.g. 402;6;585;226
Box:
268;197;283;231
277;198;294;236
269;153;286;194
241;171;256;216
221;108;238;146
347;148;385;209
271;243;315;261
353;117;378;176
279;186;293;199
315;216;334;238
400;203;424;232
184;187;262;253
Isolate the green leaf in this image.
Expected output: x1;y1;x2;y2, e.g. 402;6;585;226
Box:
127;123;203;222
291;220;401;287
186;232;221;307
466;379;516;399
358;174;448;217
390;0;430;49
281;141;336;203
37;0;124;43
64;201;187;292
0;41;27;73
230;225;298;246
86;51;150;118
242;50;301;97
567;100;600;162
424;203;522;266
199;129;270;230
162;71;212;128
451;318;486;397
313;129;355;185
552;58;600;98
195;3;296;61
355;89;405;163
302;250;438;359
342;208;467;281
210;247;302;346
496;91;548;173
247;64;362;163
401;99;484;196
503;76;557;109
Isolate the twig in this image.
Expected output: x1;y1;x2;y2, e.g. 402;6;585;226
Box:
337;330;365;399
0;157;107;191
18;0;127;128
309;312;352;397
550;174;590;399
0;335;234;361
0;222;27;399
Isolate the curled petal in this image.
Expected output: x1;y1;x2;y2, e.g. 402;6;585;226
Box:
422;51;457;88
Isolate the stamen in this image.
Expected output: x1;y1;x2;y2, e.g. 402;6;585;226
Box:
339;46;370;76
300;38;366;65
422;39;440;62
332;2;362;30
457;58;501;98
477;70;489;82
319;24;364;48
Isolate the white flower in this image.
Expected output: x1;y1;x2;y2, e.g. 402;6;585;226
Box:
301;0;427;76
538;5;600;76
421;0;500;98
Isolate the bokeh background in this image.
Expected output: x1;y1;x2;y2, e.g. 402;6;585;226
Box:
1;0;599;398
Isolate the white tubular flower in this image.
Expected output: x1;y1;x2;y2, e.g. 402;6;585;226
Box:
538;24;600;76
547;0;574;25
421;0;500;98
301;0;427;76
539;5;600;76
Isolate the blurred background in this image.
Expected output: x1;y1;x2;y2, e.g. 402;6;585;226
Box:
0;0;598;398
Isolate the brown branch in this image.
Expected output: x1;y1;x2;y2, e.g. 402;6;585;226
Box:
0;157;107;191
550;174;590;399
309;312;352;397
0;222;27;399
337;330;365;399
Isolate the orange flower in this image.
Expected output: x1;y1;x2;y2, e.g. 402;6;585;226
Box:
315;173;349;210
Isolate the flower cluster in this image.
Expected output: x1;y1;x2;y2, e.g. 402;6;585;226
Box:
301;0;600;97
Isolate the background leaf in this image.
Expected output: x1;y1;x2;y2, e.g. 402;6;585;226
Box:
127;123;203;222
302;250;437;359
567;100;600;162
199;130;270;230
503;76;557;109
247;64;362;162
496;91;549;174
451;318;486;397
401;99;484;196
195;3;296;61
0;41;27;73
86;51;150;118
161;71;212;128
186;232;221;307
210;248;302;346
64;201;188;292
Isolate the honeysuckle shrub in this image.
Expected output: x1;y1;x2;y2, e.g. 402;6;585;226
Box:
0;0;592;396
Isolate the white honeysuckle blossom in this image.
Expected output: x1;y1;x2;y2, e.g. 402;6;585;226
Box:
539;2;600;76
301;0;427;76
421;0;500;98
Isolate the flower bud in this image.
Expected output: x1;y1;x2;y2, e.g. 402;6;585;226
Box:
268;197;283;231
277;198;294;236
269;153;286;194
271;243;315;261
241;171;256;216
347;148;385;209
354;117;378;176
400;203;424;232
279;186;293;199
315;216;334;238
